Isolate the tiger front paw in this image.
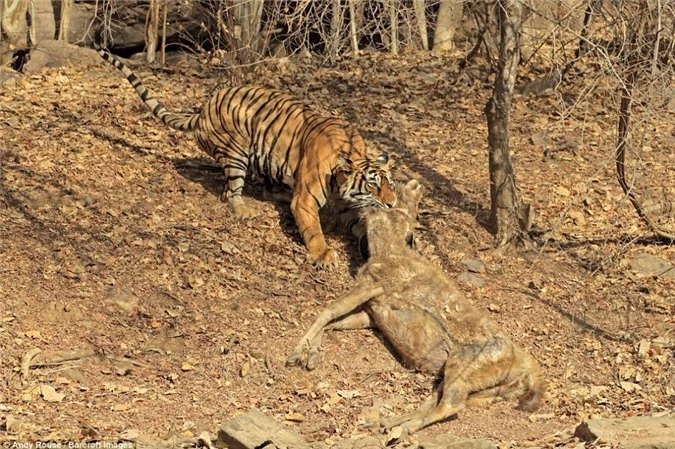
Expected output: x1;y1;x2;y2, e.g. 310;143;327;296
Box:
310;248;338;270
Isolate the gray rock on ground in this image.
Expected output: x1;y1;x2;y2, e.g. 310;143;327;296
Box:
462;258;486;274
629;254;675;278
457;272;486;288
24;40;101;73
217;409;310;449
216;409;497;449
574;415;675;449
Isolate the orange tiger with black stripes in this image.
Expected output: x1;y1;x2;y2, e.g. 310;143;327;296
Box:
96;48;396;269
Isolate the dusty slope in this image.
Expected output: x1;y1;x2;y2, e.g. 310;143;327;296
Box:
0;53;673;446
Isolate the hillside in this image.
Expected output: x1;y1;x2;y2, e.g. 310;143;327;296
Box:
0;52;673;446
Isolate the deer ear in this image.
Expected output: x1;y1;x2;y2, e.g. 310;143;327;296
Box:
396;179;424;214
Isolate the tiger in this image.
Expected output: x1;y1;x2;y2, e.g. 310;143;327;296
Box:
96;48;396;269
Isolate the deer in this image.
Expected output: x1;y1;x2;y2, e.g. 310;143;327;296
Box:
287;179;546;434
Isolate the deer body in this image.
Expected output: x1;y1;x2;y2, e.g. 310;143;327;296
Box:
287;179;546;433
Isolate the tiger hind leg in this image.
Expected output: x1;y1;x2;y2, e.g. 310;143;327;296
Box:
215;150;259;220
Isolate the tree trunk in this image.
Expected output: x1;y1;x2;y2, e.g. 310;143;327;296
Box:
389;0;398;55
57;0;72;41
576;0;602;59
328;0;342;60
145;0;160;63
413;0;428;50
348;0;360;55
433;0;463;52
614;0;675;241
161;0;167;64
485;0;527;250
230;0;264;64
1;0;28;45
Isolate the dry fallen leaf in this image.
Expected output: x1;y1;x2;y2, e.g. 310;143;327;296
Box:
119;429;140;440
240;361;250;377
337;389;362;399
40;384;65;402
181;362;195;371
284;412;305;422
112;404;132;412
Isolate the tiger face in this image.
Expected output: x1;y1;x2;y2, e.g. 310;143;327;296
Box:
336;153;397;209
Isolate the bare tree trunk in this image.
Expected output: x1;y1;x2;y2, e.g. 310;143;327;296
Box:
161;0;167;65
230;0;264;64
485;0;527;250
389;0;398;55
145;0;160;63
413;0;428;50
1;0;29;65
433;0;463;52
57;0;72;41
328;0;342;60
615;0;675;241
576;0;602;59
348;0;360;55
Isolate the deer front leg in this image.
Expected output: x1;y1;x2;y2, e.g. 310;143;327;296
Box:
303;311;374;370
287;284;384;369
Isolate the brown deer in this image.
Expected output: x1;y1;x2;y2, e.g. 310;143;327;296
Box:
287;179;546;434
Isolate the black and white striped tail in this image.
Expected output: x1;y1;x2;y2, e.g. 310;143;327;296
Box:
96;46;199;132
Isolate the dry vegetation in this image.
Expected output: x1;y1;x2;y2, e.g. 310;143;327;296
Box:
0;48;674;446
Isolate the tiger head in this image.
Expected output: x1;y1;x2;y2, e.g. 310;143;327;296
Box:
335;153;397;209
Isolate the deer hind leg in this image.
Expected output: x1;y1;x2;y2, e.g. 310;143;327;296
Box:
386;341;512;434
286;284;384;370
465;384;512;408
381;387;442;430
387;378;469;433
214;145;258;220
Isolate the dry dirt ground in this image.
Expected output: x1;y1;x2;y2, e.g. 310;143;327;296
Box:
1;52;674;447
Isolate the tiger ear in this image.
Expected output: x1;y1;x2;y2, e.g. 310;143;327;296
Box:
375;152;392;168
337;154;353;168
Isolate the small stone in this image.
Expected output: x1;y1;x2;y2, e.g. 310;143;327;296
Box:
217;409;310;449
530;132;551;147
629;254;675;278
574;416;675;449
82;195;96;207
528;273;544;290
457;272;486;288
462;258;486;274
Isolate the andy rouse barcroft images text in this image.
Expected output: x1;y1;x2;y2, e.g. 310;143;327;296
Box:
3;443;133;449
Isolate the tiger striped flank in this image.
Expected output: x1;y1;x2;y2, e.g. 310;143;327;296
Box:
97;47;396;269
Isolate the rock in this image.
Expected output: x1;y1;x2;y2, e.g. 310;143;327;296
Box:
0;70;20;86
217;409;311;449
416;434;497;449
530;132;552;147
33;0;56;42
24;40;100;73
457;272;486;288
629;254;675;278
574;415;675;449
462;258;486;274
